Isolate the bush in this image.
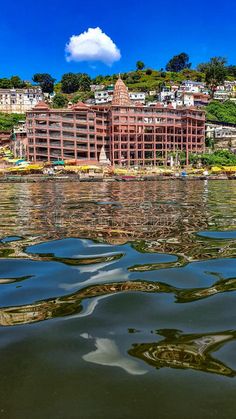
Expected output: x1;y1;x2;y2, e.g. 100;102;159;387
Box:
206;101;236;124
189;150;236;167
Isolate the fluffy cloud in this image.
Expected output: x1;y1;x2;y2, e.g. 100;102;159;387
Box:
65;27;121;65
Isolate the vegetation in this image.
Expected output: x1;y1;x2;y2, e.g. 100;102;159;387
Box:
199;57;227;97
0;76;27;89
33;73;55;93
71;91;94;103
61;73;91;93
190;150;236;167
136;61;145;71
206;101;236;124
166;53;191;72
52;94;68;108
0;113;25;132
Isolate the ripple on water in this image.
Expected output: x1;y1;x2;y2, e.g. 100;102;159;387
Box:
1;181;236;419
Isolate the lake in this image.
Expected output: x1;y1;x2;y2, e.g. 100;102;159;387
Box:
0;180;236;419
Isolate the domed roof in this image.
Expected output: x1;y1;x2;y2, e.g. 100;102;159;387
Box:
112;77;131;106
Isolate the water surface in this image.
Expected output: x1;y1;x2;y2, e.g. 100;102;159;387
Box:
0;180;236;419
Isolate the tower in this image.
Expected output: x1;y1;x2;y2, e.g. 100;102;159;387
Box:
112;76;132;106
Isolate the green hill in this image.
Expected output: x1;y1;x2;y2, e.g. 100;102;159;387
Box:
206;101;236;124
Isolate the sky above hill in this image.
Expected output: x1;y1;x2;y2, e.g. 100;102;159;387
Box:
1;0;235;82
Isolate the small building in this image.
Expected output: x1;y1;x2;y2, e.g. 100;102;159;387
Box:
11;122;27;158
206;123;236;151
180;80;205;93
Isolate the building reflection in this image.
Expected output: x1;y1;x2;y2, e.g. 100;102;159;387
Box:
1;181;236;261
1;274;236;326
128;329;236;377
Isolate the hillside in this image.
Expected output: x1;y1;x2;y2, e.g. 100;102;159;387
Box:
92;68;205;92
206;101;236;124
0;113;25;132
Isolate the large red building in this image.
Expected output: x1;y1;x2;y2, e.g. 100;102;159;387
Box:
26;78;205;166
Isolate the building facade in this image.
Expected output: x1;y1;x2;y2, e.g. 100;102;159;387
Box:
26;78;205;166
0;87;43;113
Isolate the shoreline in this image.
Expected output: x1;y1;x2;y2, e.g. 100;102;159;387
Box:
0;174;233;183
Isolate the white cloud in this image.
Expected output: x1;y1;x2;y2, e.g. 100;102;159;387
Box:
65;27;121;65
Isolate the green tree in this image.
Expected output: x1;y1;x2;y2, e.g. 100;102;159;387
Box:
61;73;88;93
136;61;145;71
146;68;153;75
204;57;227;98
226;65;236;78
0;78;12;88
52;93;68;108
10;76;26;88
33;73;55;93
78;74;91;91
93;75;104;84
166;53;191;72
197;63;208;73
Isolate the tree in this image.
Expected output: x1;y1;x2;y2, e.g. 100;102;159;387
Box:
61;72;76;94
61;73;91;93
226;65;236;78
136;61;145;71
33;73;55;93
146;68;153;75
52;93;68;108
166;53;191;72
93;75;104;84
197;63;208;73
204;57;227;98
78;74;91;91
10;76;27;88
0;78;12;88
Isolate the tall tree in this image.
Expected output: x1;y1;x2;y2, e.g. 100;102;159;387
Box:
61;73;91;93
61;73;80;93
33;73;55;93
136;61;145;71
166;53;191;72
203;57;227;98
78;74;91;91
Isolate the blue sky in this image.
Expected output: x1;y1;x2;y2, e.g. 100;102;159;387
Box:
0;0;235;82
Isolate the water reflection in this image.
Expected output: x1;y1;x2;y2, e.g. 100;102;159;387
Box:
81;334;147;375
129;329;236;377
1;181;236;261
1;272;236;326
1;181;236;418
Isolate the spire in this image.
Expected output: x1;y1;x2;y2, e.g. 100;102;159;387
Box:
112;77;131;106
99;146;111;166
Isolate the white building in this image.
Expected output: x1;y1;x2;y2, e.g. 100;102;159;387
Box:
0;87;43;113
129;92;146;104
159;88;175;103
94;91;113;104
94;90;146;105
179;80;205;93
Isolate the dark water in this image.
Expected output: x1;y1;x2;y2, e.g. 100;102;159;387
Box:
0;180;236;419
